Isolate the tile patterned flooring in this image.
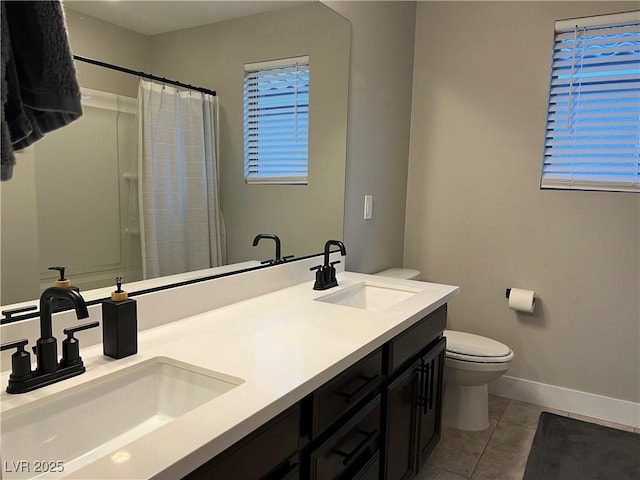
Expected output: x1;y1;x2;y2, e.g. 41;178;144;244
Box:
417;395;639;480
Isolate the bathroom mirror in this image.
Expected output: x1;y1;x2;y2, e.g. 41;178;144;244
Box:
0;0;350;320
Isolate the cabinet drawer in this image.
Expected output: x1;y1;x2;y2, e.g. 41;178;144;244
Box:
312;348;383;438
184;403;301;480
273;463;299;480
386;305;446;374
309;395;381;480
352;450;380;480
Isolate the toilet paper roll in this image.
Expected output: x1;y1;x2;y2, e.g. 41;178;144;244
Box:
508;288;536;313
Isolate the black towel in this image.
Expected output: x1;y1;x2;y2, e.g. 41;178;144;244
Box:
1;0;82;181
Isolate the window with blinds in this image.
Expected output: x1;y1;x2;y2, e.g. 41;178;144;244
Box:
243;56;309;185
541;11;640;192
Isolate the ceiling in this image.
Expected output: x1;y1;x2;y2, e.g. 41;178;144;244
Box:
64;1;308;36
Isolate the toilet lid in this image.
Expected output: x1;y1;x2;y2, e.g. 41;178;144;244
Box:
444;330;513;363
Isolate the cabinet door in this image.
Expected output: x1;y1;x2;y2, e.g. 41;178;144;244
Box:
383;359;420;480
415;337;446;473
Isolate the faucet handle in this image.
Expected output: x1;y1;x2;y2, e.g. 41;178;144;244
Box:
2;305;38;321
329;261;341;282
283;255;295;262
1;339;33;383
1;338;29;352
60;321;99;368
310;264;322;272
63;321;100;336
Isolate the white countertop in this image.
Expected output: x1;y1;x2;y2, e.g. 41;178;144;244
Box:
0;272;458;480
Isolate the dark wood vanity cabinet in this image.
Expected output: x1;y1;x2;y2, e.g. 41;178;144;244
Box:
305;304;447;480
381;338;446;480
182;403;302;480
383;358;421;480
304;348;384;480
308;395;381;479
310;348;383;439
415;337;446;470
382;305;447;480
183;304;448;480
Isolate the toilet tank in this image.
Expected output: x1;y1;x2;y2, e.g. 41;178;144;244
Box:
374;268;421;280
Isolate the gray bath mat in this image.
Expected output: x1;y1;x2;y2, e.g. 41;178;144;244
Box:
523;412;640;480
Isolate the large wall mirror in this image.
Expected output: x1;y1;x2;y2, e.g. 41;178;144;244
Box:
0;1;350;320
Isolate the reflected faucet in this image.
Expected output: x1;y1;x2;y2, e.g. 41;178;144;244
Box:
311;240;347;290
252;234;293;265
36;287;89;375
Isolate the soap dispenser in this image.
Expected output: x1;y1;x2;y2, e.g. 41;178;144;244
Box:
102;277;137;359
49;266;80;312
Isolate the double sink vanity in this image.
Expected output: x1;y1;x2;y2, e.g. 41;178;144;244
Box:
0;256;458;480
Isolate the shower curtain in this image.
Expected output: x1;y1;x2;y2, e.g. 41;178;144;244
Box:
137;79;225;279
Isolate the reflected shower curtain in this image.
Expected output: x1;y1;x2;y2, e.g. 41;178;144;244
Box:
137;79;225;279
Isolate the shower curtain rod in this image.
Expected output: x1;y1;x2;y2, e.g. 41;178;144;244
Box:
73;55;217;96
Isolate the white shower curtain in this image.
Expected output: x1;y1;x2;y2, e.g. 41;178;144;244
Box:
137;79;225;279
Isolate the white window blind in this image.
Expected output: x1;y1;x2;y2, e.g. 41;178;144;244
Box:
244;56;309;185
541;11;640;192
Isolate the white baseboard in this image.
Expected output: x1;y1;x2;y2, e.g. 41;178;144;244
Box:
489;375;640;429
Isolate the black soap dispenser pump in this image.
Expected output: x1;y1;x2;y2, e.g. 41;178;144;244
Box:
49;266;81;312
102;277;137;359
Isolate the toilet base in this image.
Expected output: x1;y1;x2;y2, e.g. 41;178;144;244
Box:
443;383;489;431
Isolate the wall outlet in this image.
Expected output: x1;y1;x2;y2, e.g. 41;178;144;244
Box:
364;195;373;220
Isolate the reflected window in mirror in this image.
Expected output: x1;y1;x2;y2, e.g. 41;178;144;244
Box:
243;56;309;185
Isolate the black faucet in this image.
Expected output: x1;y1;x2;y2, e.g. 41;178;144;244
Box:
0;287;98;394
36;287;89;374
311;240;347;290
253;234;294;265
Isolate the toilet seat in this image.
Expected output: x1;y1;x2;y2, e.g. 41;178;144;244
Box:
444;330;514;363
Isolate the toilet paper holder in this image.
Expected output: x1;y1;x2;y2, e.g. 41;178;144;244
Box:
505;288;536;313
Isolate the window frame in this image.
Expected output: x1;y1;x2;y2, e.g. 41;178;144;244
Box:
243;55;310;185
540;11;640;193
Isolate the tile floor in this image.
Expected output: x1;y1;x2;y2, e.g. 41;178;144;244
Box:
417;395;638;480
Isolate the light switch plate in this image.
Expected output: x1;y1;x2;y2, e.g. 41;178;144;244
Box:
364;195;373;220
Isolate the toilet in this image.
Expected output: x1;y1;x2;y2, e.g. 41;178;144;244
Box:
375;268;514;431
442;330;513;430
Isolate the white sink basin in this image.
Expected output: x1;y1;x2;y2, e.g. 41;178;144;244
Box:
1;357;244;479
315;281;421;311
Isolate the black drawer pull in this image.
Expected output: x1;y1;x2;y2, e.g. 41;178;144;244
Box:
428;362;435;410
338;374;379;405
418;361;430;415
334;428;378;467
417;361;436;414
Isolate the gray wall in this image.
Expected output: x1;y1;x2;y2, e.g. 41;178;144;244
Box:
65;9;150;96
148;3;350;263
0;149;40;303
405;1;640;402
326;1;417;273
